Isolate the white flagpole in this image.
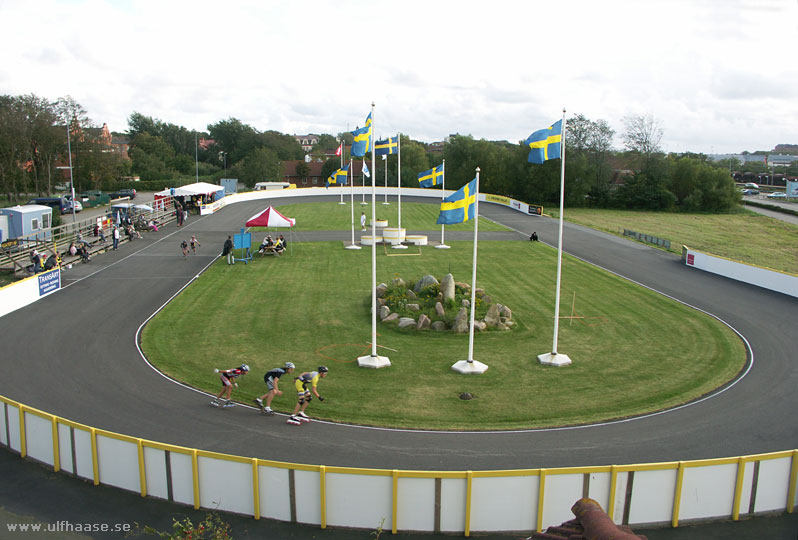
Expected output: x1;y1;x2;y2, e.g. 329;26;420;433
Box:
359;102;390;368
345;158;360;250
453;168;488;374
339;141;345;205
435;159;450;249
382;153;389;205
392;133;407;249
538;108;572;366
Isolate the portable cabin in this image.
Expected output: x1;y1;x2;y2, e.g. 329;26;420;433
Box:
0;205;53;243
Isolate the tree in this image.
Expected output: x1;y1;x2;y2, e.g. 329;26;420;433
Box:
233;147;280;187
622;114;663;155
295;160;310;183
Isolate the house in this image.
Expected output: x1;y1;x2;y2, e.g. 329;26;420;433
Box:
282;160;367;187
293;134;320;152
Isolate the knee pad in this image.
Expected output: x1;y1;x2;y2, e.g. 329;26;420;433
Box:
306;395;313;403
298;397;305;405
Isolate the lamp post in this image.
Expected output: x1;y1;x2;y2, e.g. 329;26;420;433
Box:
56;121;77;224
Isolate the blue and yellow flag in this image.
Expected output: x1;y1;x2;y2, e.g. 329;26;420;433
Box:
375;136;398;155
351;112;372;157
525;119;562;164
418;164;444;188
326;163;350;188
437;178;477;225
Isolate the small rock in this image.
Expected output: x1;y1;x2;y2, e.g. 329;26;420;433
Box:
417;314;431;330
431;321;448;332
398;317;416;329
459;392;474;400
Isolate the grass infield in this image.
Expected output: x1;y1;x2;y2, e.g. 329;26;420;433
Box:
141;203;746;430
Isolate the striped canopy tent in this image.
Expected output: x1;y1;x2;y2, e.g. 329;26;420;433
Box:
245;206;295;254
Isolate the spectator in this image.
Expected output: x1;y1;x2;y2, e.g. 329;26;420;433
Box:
113;226;120;250
222;236;234;265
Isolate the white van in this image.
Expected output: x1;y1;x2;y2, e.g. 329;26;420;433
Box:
254;182;291;191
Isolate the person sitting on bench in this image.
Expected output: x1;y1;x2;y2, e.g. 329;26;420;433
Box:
274;235;286;254
258;235;275;254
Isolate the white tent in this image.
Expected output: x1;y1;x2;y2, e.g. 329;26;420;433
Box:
155;182;225;198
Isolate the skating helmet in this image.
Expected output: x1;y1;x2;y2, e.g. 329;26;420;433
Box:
284;362;295;369
240;364;250;372
318;366;329;373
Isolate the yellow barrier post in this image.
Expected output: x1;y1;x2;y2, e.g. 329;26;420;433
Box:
252;458;260;520
319;465;327;529
18;406;27;458
137;439;147;497
89;427;100;485
732;456;747;521
192;449;200;509
51;416;60;472
536;469;547;532
672;461;686;527
788;450;798;513
392;469;399;534
607;465;618;521
464;470;473;537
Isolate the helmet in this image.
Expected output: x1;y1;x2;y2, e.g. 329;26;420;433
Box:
284;362;295;369
318;366;329;373
240;364;250;372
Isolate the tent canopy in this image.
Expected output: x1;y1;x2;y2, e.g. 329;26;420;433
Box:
155;182;225;197
245;206;295;228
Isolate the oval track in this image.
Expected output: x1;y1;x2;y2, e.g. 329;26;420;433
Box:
2;195;796;471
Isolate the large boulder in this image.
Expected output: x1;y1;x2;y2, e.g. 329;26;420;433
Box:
484;304;502;327
406;289;417;300
391;277;406;289
407;303;420;312
379;305;391;320
440;273;456;303
416;314;431;330
382;313;399;324
414;274;439;293
453;308;470;333
434;301;446;318
376;283;388;298
431;321;448;332
398;317;416;329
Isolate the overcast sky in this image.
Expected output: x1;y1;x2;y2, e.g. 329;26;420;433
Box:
2;0;796;154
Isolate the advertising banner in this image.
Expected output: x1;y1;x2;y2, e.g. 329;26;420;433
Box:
787;180;798;199
37;269;61;296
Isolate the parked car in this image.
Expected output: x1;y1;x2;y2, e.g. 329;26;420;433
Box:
766;192;787;199
741;189;759;196
63;194;83;212
26;196;80;214
109;188;137;200
744;182;759;189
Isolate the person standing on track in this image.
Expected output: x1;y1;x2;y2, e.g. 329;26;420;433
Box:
255;362;295;415
210;364;249;407
287;366;328;425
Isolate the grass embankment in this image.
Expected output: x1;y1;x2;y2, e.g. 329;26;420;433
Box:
557;207;798;275
142;205;745;429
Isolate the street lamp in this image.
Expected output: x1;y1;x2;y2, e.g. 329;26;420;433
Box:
56;121;77;224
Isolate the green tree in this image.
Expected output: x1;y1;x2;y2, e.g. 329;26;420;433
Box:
233;147;280;187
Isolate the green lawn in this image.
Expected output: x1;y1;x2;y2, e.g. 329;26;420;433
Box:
556;207;798;275
142;210;746;429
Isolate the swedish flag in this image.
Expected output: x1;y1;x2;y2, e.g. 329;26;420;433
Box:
525;120;562;164
351;112;372;157
418;164;444;188
375;136;398;155
326;163;350;188
437;178;477;224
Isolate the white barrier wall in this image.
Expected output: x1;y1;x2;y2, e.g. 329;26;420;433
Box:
683;247;798;298
1;397;797;535
0;268;61;318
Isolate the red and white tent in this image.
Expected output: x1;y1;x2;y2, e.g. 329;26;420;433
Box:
245;206;296;228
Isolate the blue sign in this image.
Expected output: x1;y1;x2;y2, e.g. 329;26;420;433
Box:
37;269;61;296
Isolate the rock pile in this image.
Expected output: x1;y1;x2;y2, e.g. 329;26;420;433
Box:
375;273;514;333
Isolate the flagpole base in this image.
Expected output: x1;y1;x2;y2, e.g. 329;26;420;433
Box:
391;244;408;250
381;202;390;205
435;244;451;249
451;360;489;374
360;202;369;206
537;352;572;366
345;244;362;250
357;354;391;369
338;201;347;205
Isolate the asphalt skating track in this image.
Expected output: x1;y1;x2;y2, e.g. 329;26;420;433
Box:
2;195;796;472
